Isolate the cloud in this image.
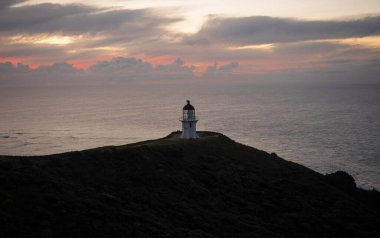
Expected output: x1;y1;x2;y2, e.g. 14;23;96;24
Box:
0;62;32;77
0;61;84;83
88;57;153;80
0;61;18;73
125;15;380;69
0;3;176;36
186;16;380;46
0;1;379;81
0;0;24;10
0;57;199;82
203;62;239;78
88;57;197;80
0;3;96;33
0;1;181;65
35;62;83;75
0;43;66;58
1;56;380;84
155;58;196;80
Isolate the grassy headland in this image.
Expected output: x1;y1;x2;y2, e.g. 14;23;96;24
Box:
0;131;379;237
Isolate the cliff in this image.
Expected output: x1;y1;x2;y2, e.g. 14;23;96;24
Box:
0;131;379;237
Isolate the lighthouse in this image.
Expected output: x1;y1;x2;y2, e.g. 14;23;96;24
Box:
180;100;199;139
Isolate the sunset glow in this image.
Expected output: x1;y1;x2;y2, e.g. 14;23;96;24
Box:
8;35;75;45
1;0;380;79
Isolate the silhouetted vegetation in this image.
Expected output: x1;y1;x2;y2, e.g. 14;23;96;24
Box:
0;132;379;237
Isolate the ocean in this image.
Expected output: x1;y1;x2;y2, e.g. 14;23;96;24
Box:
1;79;379;190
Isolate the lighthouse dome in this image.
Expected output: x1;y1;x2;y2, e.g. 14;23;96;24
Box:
183;100;195;110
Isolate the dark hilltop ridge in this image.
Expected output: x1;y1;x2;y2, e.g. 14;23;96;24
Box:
0;131;379;237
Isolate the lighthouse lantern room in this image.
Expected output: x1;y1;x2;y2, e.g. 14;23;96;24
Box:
180;100;199;139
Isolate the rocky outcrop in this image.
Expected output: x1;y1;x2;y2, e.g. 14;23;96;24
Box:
325;170;357;193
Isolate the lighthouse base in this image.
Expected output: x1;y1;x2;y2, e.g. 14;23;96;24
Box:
180;121;198;139
180;130;199;139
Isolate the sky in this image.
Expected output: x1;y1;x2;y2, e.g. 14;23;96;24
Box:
1;0;380;81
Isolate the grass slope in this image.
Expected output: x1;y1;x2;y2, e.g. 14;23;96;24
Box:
0;132;379;237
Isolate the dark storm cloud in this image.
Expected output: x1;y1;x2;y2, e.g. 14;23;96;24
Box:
185;16;380;45
0;2;179;35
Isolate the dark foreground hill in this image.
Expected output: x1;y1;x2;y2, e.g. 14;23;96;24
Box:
0;131;379;237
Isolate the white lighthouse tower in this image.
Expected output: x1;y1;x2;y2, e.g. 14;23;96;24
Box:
180;100;199;139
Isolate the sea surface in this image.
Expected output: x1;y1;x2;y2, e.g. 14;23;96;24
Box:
1;80;379;190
